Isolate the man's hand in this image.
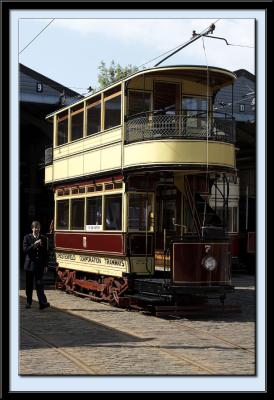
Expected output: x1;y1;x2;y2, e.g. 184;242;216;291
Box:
44;267;48;273
34;239;42;247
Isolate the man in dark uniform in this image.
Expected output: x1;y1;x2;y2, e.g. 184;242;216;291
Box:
23;221;50;310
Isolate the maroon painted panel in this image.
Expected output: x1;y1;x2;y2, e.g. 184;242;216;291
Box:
55;232;125;255
247;232;256;254
172;242;231;283
231;235;239;257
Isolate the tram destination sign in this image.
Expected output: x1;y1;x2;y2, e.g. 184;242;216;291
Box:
56;251;126;268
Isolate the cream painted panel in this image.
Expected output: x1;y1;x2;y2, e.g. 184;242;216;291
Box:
83;150;101;174
68;154;84;177
83;134;102;151
101;144;122;170
45;165;53;183
53;145;69;160
68;140;84;155
53;159;68;180
124;141;235;169
100;127;122;145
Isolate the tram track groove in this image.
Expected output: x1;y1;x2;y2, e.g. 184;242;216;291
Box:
166;318;255;355
22;327;107;375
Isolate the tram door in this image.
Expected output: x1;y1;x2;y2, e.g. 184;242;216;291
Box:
155;186;181;268
154;82;181;114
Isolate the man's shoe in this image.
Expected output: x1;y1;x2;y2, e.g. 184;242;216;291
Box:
39;302;50;310
25;302;32;309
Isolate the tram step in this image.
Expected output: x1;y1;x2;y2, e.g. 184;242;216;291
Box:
127;293;166;304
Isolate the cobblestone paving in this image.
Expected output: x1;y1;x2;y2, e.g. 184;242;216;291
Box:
19;273;256;376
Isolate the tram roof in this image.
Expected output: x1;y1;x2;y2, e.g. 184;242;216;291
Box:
46;65;236;119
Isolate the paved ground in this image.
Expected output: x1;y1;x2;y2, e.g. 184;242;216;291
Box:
19;271;256;376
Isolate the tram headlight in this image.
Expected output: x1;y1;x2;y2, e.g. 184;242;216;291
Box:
202;256;217;271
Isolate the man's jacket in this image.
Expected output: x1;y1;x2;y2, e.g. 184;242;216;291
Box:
23;234;48;271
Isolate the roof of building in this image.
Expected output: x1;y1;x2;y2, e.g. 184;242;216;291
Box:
233;69;255;82
19;63;82;98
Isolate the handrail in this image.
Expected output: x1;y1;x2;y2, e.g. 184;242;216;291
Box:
125;110;235;144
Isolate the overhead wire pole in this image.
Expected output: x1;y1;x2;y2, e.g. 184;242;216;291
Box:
154;22;217;67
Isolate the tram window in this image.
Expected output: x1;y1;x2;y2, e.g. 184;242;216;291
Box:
79;186;85;194
95;185;103;192
105;183;114;190
87;186;95;193
71;105;84;141
57;189;63;196
87;102;101;135
114;182;123;189
56;200;69;230
86;196;102;226
71;187;78;195
128;90;151;116
57;112;68;146
182;97;208;129
71;198;85;230
104;94;121;130
104;195;122;230
63;188;70;196
128;193;154;232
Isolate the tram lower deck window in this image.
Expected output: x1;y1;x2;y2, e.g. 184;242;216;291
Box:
56;200;69;229
105;195;122;230
87;196;102;226
71;198;85;230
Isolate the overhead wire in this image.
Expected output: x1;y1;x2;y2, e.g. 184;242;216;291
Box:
19;19;55;55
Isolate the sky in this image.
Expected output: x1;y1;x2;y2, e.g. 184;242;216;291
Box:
18;16;255;96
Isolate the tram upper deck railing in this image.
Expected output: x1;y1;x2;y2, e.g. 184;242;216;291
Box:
125;110;236;144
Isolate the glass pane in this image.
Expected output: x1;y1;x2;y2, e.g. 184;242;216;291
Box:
128;91;151;116
71;198;85;230
128;193;153;231
87;103;101;135
57;115;68;145
86;197;102;225
105;195;122;230
163;199;176;231
56;200;69;229
105;95;121;129
71;112;83;141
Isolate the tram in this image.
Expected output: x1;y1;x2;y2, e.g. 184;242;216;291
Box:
45;65;237;308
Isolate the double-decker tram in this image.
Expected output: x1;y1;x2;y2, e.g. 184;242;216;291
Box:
45;65;237;309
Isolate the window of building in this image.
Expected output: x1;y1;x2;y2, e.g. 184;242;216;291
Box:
128;90;151;116
104;92;121;130
128;193;154;232
239;104;245;112
71;198;85;230
57;112;68;146
105;194;122;230
71;104;84;141
87;96;101;135
86;196;102;226
56;200;69;229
